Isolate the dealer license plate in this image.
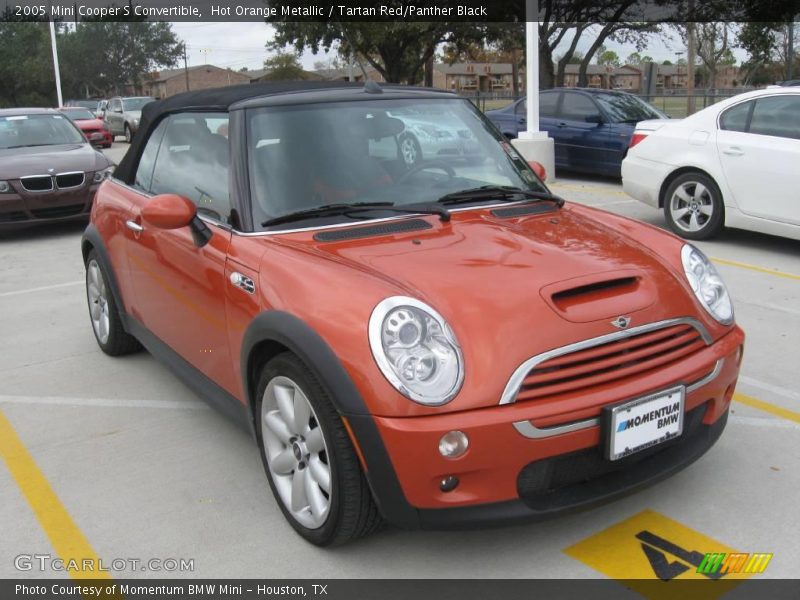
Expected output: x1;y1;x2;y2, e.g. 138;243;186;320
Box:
606;386;685;461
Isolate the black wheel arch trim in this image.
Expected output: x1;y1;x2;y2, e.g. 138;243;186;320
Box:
241;310;421;529
81;224;130;333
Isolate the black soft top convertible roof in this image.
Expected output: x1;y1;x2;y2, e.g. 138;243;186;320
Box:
114;81;455;182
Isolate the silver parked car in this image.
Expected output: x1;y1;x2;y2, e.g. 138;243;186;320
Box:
389;107;482;167
103;96;154;143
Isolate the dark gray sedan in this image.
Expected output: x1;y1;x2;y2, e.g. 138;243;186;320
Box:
0;108;114;231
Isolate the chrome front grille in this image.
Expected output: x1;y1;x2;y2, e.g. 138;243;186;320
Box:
20;176;53;192
55;172;85;189
500;318;712;406
18;172;85;192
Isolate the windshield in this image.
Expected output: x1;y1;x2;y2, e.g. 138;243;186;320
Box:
248;98;547;229
595;93;666;123
62;108;96;121
122;97;154;111
0;114;85;149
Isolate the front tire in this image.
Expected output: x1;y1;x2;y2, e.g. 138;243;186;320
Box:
85;251;141;356
663;172;724;240
124;124;133;144
255;353;382;546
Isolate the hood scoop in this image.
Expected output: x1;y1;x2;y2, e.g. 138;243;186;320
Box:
541;270;656;323
313;218;431;242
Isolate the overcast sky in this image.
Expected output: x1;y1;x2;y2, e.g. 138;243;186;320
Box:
169;22;749;73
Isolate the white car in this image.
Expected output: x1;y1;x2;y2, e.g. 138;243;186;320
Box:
622;88;800;240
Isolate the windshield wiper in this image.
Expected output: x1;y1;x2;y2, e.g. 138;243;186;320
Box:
436;185;564;208
261;201;450;227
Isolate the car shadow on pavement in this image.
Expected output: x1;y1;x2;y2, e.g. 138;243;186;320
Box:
0;220;87;243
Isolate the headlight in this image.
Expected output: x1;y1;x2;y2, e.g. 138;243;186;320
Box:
132;118;139;127
0;181;11;193
369;296;464;406
92;166;114;183
681;244;733;324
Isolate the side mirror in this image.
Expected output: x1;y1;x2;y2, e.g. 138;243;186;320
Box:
528;160;547;181
585;114;604;125
141;194;196;230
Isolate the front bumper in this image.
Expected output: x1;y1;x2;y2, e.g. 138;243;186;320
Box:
0;181;99;231
360;325;743;529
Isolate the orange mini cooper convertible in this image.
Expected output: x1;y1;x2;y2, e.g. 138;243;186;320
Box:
83;82;744;546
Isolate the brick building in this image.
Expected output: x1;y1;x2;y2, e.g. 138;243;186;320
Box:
140;65;251;99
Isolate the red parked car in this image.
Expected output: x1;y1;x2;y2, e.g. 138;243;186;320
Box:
83;82;744;546
59;107;114;148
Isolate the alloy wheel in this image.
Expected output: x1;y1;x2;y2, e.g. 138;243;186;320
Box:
260;375;332;529
669;181;715;233
86;260;110;344
400;136;418;166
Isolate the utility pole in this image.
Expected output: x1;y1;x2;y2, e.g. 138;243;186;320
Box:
183;43;190;91
788;21;795;81
686;0;696;115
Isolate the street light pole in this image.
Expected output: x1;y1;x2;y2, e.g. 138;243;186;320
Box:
511;0;555;181
48;19;63;107
522;0;539;135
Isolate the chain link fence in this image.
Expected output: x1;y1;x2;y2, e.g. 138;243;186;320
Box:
466;89;754;118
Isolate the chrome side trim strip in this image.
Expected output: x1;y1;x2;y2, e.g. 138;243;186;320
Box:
511;358;724;440
512;415;600;439
499;317;712;407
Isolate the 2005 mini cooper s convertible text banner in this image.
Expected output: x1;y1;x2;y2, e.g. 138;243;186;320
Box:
83;82;745;546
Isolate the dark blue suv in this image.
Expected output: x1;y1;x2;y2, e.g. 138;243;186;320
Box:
486;88;667;177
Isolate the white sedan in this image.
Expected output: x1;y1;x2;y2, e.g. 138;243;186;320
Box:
622;88;800;240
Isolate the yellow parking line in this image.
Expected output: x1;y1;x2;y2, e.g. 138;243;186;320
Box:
0;408;111;579
710;257;800;281
734;393;800;425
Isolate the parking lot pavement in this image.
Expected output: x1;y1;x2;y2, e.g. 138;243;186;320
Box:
0;150;798;583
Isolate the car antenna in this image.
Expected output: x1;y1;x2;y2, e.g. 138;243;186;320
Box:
340;25;382;94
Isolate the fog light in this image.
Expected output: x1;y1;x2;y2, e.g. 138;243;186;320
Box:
440;475;459;492
438;430;468;459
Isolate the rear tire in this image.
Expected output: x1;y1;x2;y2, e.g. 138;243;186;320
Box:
663;172;724;240
254;352;383;546
124;124;133;144
85;251;141;356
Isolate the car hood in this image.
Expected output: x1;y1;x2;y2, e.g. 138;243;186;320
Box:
270;204;706;414
0;144;109;179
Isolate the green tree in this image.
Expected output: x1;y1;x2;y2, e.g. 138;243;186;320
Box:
662;59;674;65
597;48;621;67
59;20;183;96
262;52;306;80
266;6;488;85
0;18;56;107
626;51;642;64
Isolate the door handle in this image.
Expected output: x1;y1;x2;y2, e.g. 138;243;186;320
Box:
125;220;144;232
557;122;567;128
722;146;744;156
